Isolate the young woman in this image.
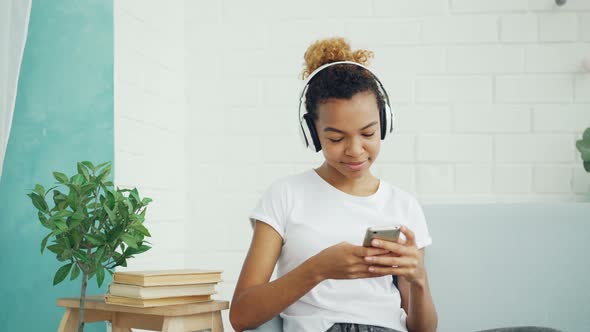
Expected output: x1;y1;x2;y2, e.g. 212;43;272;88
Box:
230;38;437;332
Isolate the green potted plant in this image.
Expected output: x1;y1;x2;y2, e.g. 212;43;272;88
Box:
27;161;152;332
576;128;590;173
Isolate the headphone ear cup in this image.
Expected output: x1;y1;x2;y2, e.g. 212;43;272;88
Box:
380;101;393;140
379;105;386;140
303;113;321;152
385;103;393;137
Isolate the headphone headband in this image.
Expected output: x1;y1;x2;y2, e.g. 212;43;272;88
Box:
298;60;394;152
303;61;372;87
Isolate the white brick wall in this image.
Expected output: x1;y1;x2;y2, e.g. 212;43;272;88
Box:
113;0;188;310
113;1;590;330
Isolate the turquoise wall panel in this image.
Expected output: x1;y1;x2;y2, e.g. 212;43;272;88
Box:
0;1;113;331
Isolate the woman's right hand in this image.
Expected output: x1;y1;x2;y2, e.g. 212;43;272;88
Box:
312;242;390;281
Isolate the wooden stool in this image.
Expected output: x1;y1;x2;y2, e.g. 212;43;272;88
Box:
57;295;229;332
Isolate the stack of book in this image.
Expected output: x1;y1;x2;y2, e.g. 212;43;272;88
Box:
105;269;223;307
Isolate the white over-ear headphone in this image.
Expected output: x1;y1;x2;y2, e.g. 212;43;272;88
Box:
298;61;394;152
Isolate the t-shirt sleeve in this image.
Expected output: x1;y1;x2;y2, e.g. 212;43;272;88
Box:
248;180;289;240
407;196;432;250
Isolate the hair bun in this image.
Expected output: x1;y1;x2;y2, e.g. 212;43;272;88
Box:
301;37;374;79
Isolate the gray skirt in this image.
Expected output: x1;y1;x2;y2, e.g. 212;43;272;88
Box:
325;323;401;332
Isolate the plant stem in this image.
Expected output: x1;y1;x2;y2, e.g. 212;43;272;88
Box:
77;272;87;332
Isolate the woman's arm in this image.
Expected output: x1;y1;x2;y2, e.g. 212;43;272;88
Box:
398;250;437;332
365;226;438;332
230;220;390;332
229;221;323;332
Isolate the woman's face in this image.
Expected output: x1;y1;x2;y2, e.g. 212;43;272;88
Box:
315;90;381;180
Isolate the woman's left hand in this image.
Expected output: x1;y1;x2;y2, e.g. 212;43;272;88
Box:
364;225;425;285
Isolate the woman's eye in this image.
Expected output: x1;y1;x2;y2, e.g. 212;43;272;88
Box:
363;132;376;137
328;138;344;143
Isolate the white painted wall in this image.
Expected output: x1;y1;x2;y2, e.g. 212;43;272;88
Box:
114;0;187;272
115;1;590;330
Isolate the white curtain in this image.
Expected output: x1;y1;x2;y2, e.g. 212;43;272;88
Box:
0;0;31;180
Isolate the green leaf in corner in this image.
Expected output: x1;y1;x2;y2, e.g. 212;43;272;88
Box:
53;263;73;285
576;139;590;161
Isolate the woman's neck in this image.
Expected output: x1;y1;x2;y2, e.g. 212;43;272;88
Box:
315;162;379;196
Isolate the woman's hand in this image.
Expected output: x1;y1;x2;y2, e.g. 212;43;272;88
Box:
313;242;390;281
364;225;426;285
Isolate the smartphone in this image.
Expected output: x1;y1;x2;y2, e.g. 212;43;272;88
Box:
362;225;401;247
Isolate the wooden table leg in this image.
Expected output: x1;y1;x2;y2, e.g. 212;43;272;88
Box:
162;316;185;331
162;311;224;332
57;308;79;332
211;311;224;332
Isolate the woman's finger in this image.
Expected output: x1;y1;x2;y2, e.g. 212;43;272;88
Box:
399;225;416;246
370;239;411;256
364;255;416;268
367;266;412;276
355;246;390;257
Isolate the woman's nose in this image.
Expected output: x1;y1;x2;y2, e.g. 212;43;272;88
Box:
345;137;364;157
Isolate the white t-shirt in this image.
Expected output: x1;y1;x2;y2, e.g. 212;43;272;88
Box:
249;169;432;332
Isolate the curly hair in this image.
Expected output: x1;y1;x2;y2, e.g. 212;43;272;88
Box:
301;37;385;121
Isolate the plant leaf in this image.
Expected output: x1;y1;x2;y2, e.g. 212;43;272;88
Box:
121;234;138;249
85;234;104;246
47;244;64;255
53;263;73;285
77;162;90;181
70;264;80;280
71;174;85;186
97;164;112;182
95;161;111;169
74;251;90;264
130;223;151;237
38;212;52;229
576;139;590;161
125;244;151;256
81;161;95;171
27;193;48;213
53;172;69;184
70;210;84;222
41;233;52;254
103;203;116;222
94;246;106;264
34;184;45;198
96;265;105;287
54;219;68;231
